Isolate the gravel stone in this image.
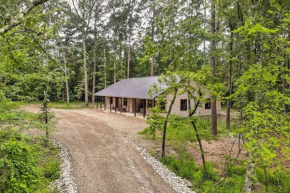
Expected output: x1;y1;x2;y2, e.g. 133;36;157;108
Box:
51;139;77;193
136;147;195;193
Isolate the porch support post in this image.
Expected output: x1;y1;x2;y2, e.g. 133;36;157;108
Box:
134;99;136;117
99;96;100;109
121;98;123;114
110;97;112;112
97;96;99;109
143;99;146;118
145;99;147;117
104;97;107;110
115;97;117;113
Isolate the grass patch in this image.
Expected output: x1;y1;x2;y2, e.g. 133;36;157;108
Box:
165;117;232;144
48;101;98;109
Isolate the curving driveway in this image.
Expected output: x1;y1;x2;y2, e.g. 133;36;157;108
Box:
26;106;175;193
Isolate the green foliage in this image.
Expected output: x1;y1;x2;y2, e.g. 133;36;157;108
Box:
0;92;19;113
0;128;60;193
0;98;60;192
0;137;42;192
255;168;290;193
234;64;290;167
42;156;60;180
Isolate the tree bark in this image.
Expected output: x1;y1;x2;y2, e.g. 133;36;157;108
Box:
210;0;217;136
92;47;97;105
103;47;107;88
151;56;154;76
92;16;98;106
226;22;234;129
188;89;206;171
114;59;116;83
62;47;70;106
191;121;206;171
162;88;178;158
150;14;155;76
127;35;131;79
244;161;255;193
82;31;89;107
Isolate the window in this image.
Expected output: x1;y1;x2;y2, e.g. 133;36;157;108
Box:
110;97;113;104
205;99;211;109
124;98;128;106
180;99;187;111
148;100;153;108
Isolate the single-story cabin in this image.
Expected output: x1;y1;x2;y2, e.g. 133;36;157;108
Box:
94;76;221;118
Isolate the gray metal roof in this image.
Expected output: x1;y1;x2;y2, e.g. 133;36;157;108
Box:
94;76;167;99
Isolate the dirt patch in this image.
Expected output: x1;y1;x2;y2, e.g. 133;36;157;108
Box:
187;138;248;171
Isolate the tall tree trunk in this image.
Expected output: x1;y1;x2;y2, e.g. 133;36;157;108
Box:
150;56;154;76
226;23;233;129
162;88;178;158
127;35;131;79
82;31;89;107
63;51;70;106
92;46;97;105
114;59;116;83
61;42;69;105
92;17;97;106
62;90;65;101
210;0;217;136
203;0;207;65
150;15;155;76
119;43;123;79
103;47;107;88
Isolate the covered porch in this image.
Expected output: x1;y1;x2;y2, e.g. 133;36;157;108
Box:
95;96;156;118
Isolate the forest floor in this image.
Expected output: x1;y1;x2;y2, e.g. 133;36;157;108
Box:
23;105;176;193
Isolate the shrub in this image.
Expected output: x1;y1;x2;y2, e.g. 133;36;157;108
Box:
43;159;60;180
0;139;42;192
256;168;290;192
0;128;61;193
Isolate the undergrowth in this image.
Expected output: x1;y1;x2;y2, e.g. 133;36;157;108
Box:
0;95;61;192
140;115;290;193
0;128;60;193
159;152;290;193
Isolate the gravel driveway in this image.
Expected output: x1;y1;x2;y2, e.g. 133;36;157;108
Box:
28;107;176;193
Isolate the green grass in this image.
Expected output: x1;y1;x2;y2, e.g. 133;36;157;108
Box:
165;117;232;144
13;100;102;110
48;101;98;109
